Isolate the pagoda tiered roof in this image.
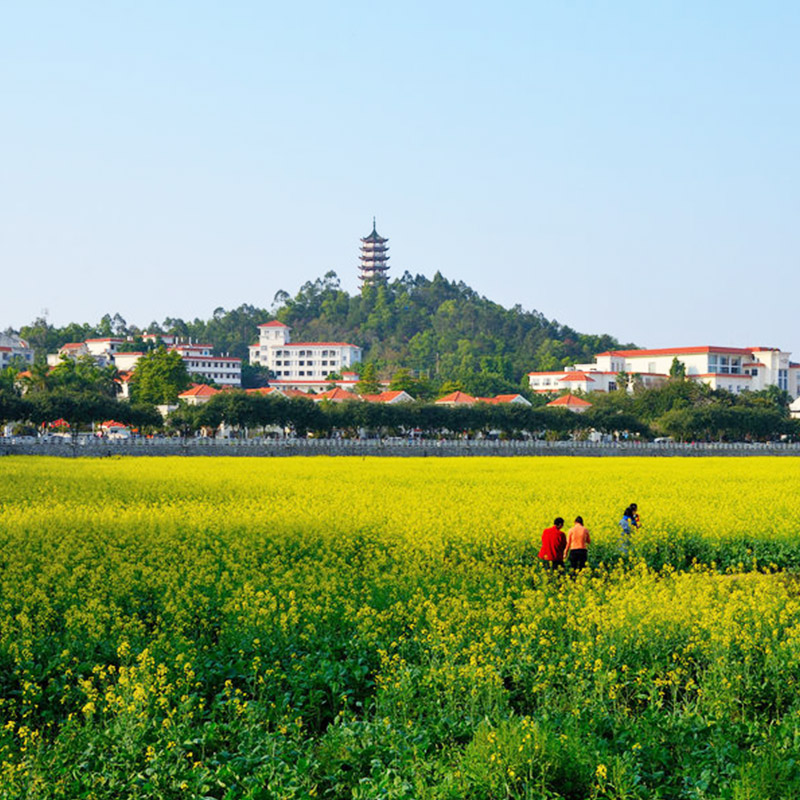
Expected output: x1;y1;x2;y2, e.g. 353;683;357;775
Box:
359;218;391;283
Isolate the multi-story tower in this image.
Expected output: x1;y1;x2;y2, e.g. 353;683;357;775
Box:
359;218;390;284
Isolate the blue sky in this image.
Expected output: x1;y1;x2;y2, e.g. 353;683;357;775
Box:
2;2;798;353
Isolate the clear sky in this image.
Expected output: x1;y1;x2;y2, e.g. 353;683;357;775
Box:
2;1;799;353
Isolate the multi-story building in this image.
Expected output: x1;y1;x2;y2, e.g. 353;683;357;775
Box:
248;321;362;391
0;333;34;369
47;338;241;388
168;343;241;387
529;346;800;399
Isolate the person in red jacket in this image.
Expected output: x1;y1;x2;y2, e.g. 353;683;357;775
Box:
539;517;566;570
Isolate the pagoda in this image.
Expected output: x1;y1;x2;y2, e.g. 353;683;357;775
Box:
359;218;390;284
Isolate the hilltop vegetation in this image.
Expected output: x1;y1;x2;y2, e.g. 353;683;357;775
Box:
18;271;631;394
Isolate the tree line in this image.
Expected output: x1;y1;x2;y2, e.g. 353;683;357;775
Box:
16;270;633;395
2;352;797;442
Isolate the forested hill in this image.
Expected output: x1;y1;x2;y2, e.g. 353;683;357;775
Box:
19;271;633;394
272;272;631;390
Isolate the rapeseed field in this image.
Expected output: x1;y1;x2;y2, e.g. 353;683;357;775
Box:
1;456;799;798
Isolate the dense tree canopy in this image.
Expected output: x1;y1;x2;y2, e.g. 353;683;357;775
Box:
18;272;631;391
128;349;191;405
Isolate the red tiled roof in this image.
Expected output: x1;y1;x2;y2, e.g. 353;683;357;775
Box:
245;386;279;395
596;346;756;358
101;420;128;429
435;391;477;404
258;321;290;328
314;388;359;402
361;390;411;403
559;372;596;382
60;342;85;350
178;384;220;398
547;394;593;408
477;394;528;404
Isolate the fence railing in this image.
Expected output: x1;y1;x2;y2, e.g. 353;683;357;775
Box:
3;437;800;457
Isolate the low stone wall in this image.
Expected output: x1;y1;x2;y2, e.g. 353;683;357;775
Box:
2;438;800;458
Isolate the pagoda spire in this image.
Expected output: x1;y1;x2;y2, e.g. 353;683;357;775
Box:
359;218;390;285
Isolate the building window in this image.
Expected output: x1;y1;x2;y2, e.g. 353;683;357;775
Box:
608;381;617;392
779;369;788;391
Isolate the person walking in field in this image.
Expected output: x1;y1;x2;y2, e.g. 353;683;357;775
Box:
565;516;590;571
539;517;566;570
618;503;639;554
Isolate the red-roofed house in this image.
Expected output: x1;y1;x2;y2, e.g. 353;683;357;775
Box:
361;390;415;404
546;394;593;413
0;334;34;370
244;386;307;399
46;342;89;366
435;391;478;406
312;387;360;403
476;394;532;407
529;345;800;399
178;384;220;405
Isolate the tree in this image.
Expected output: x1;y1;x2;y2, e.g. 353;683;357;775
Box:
129;349;191;405
669;357;687;380
388;368;417;393
355;363;381;395
48;356;118;398
167;403;200;437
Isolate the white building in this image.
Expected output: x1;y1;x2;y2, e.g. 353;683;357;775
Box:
0;334;34;370
85;338;126;366
168;344;241;387
113;351;145;373
529;346;800;399
248;322;362;390
46;338;242;388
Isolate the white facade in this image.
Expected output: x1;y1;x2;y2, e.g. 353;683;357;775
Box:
0;334;34;369
248;322;362;384
529;346;800;399
113;351;145;373
168;344;242;387
45;338;242;388
85;338;125;366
